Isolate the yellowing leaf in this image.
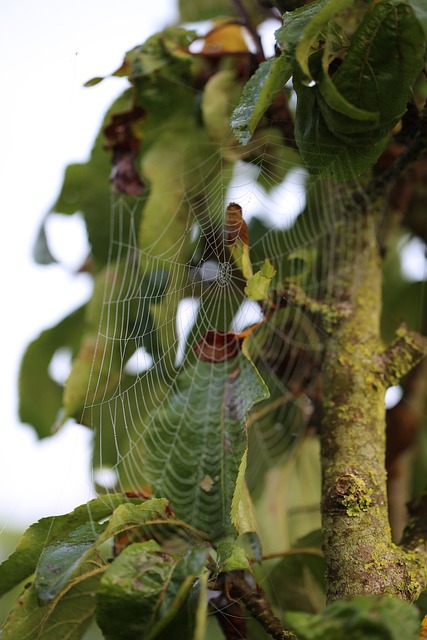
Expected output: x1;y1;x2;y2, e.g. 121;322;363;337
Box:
245;258;276;301
202;70;243;145
202;20;249;55
231;451;258;535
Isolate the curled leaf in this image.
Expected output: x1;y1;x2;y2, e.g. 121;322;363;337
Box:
295;0;353;80
225;202;253;278
225;202;249;246
194;331;242;363
194;321;264;364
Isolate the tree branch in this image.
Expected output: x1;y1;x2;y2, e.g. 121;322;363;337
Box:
225;571;299;640
279;279;352;333
380;325;427;387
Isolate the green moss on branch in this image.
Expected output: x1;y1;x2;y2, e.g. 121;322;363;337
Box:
380;327;427;387
319;210;427;603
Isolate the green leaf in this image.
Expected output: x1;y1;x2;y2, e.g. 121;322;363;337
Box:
231;54;292;145
120;29;199;123
19;306;86;438
275;0;329;55
79;499;206;561
178;0;264;23
179;0;230;20
411;0;427;38
286;595;421;640
92;372;169;488
136;118;233;372
250;436;321;554
332;1;425;128
140;354;269;539
202;70;244;146
293;74;385;179
125;28;196;81
32;216;57;264
179;0;235;20
0;494;144;597
230;450;259;535
245;258;276;301
138;122;221;255
292;0;425;178
216;540;251;573
295;0;353;80
35;523;105;604
97;499;175;541
84;76;104;87
269;549;325;614
193;570;209;640
96;541;209;640
156;571;209;640
1;569;103;640
238;531;263;563
317;70;379;126
16;498;185;614
61;259;159;425
50;90;143;269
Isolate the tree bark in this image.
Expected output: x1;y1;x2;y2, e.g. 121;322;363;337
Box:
320;207;427;603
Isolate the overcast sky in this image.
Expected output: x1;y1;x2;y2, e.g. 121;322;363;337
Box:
0;0;177;531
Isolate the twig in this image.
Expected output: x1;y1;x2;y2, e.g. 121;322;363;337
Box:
380;325;427;387
226;571;299;640
261;548;323;562
232;0;265;63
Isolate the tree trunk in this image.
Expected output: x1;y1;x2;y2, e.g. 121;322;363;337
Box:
320;206;427;603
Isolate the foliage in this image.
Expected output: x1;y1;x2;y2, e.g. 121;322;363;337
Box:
286;595;421;639
3;0;427;639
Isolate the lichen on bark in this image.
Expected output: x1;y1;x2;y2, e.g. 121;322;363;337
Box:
319;201;427;603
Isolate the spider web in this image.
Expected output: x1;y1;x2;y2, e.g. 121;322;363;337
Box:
65;10;390;539
38;11;408;551
77;124;366;527
71;126;375;636
14;7;427;638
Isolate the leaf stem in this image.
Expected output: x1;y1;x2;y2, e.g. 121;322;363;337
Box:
260;548;324;562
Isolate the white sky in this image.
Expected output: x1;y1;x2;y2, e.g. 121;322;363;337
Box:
0;0;177;531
